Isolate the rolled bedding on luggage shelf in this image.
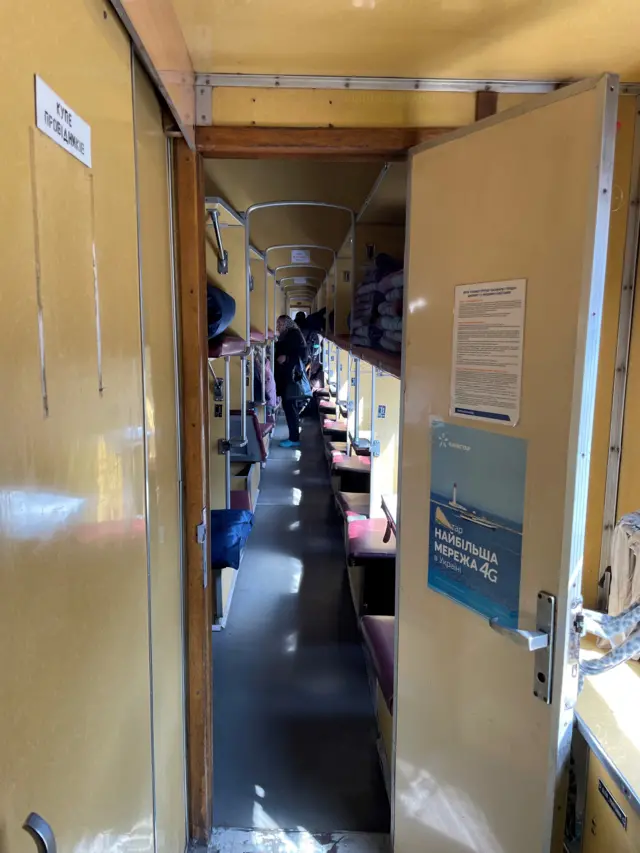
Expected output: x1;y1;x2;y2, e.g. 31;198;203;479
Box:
378;315;403;332
350;255;405;351
380;333;402;353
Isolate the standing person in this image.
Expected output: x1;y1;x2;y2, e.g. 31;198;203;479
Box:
274;315;309;448
296;311;323;388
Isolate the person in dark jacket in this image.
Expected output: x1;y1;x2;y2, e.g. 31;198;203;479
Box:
275;315;307;447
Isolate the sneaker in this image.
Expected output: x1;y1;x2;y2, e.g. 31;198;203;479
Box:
279;440;301;448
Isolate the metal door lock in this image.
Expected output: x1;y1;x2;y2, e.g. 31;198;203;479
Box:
489;591;556;704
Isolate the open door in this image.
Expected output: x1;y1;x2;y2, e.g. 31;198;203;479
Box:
395;76;617;853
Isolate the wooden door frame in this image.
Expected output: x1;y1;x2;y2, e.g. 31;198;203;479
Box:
194;124;450;160
179;117;507;844
174;139;214;843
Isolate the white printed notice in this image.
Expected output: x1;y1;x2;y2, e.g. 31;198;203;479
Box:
35;76;92;167
450;279;526;425
291;249;310;264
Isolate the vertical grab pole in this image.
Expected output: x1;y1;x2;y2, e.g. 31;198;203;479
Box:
350;215;355;342
369;367;377;517
272;276;276;366
354;357;361;444
346;353;353;453
240;355;247;443
224;356;231;510
330;342;335;386
334;258;338;336
249;345;255;406
242;211;252;444
263;258;268;422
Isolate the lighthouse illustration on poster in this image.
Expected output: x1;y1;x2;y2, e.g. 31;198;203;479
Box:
428;419;527;628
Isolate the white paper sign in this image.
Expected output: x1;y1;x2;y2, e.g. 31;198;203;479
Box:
450;279;526;426
293;277;307;284
35;76;92;168
291;249;310;264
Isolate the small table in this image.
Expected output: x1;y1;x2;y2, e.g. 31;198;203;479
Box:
381;493;398;543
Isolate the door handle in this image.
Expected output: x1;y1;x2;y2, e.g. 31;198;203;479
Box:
23;813;56;853
489;620;549;651
489;591;556;704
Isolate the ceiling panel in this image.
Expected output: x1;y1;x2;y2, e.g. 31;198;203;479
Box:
173;0;640;81
204;159;383;254
358;163;407;226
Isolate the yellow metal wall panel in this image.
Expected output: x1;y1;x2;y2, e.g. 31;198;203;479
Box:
205;220;247;339
335;254;354;335
133;61;187;853
617;108;640;521
617;264;640;518
250;257;267;335
369;374;401;519
583;96;636;607
229;356;245;409
211;88;475;129
583;754;640;852
208;364;227;509
175;0;640;80
355;224;406;274
267;271;276;336
0;4;153;853
276;283;285;319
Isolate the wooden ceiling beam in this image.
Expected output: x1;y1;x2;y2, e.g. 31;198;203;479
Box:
196;125;453;160
475;90;499;121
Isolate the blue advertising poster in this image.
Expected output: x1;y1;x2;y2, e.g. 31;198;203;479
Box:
428;420;527;628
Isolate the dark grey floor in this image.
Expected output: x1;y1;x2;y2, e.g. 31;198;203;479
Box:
212;412;390;833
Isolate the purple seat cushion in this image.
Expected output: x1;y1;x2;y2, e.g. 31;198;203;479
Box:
323;419;347;434
230;490;252;511
314;387;331;399
258;422;274;438
347;518;396;561
361;615;395;712
336;491;370;519
326;440;347;455
332;454;371;473
319;399;337;413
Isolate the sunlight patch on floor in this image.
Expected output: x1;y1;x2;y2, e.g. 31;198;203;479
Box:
210;826;390;853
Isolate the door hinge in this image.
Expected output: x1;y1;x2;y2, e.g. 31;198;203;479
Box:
371;439;381;457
